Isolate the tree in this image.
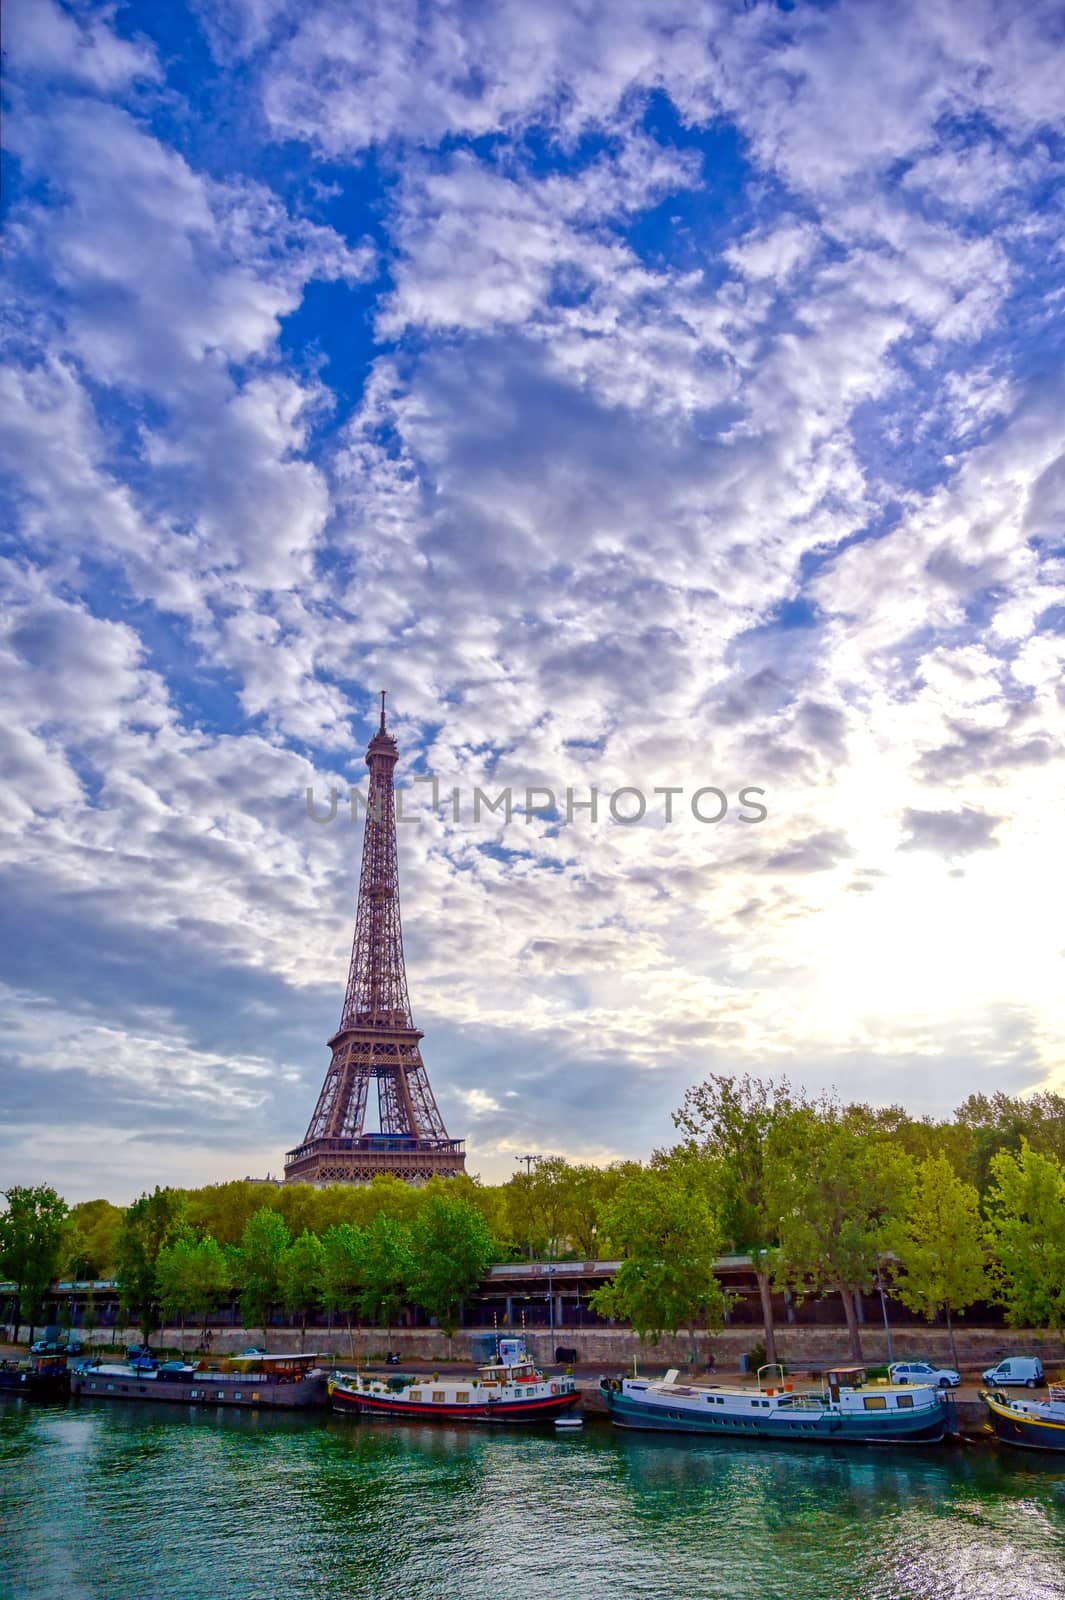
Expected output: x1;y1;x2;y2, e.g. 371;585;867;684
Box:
765;1101;912;1363
234;1207;290;1347
156;1229;199;1350
116;1188;187;1343
0;1186;70;1345
589;1152;726;1368
986;1141;1065;1347
191;1237;231;1348
358;1213;414;1341
409;1194;495;1348
66;1199;123;1277
956;1091;1065;1197
279;1231;325;1351
889;1152;989;1368
321;1223;366;1358
674;1073;791;1366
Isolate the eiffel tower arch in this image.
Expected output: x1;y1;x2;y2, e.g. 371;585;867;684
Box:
284;695;466;1185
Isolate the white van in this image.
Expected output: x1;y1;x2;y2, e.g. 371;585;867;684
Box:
981;1356;1045;1388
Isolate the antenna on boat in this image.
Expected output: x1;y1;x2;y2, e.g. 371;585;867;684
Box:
493;1310;500;1357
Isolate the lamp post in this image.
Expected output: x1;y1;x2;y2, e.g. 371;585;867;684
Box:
876;1265;894;1365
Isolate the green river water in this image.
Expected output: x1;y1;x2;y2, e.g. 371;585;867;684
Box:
1;1402;1063;1600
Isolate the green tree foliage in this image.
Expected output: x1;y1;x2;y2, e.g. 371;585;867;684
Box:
674;1073;791;1365
888;1152;989;1368
321;1223;366;1357
589;1153;725;1365
409;1194;495;1343
279;1230;326;1350
191;1236;230;1347
185;1181;270;1247
155;1228;200;1348
765;1101;912;1363
358;1213;414;1337
956;1091;1065;1197
0;1185;70;1344
234;1207;290;1347
155;1231;231;1352
66;1199;123;1277
859;1104;973;1178
115;1187;187;1343
986;1141;1065;1344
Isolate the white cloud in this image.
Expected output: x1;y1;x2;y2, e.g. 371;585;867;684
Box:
1;0;1063;1197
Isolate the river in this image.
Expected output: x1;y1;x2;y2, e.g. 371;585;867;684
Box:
1;1401;1063;1599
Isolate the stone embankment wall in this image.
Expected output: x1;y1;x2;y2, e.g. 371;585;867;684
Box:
29;1321;1064;1371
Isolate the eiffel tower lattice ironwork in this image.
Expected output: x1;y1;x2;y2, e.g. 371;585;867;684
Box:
284;694;466;1184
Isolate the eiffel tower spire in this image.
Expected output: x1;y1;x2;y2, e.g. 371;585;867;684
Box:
285;697;465;1185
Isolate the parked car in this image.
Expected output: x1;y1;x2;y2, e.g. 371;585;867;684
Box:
889;1360;960;1389
982;1356;1044;1388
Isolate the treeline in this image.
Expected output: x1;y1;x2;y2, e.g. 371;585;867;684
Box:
593;1079;1065;1367
2;1083;1064;1360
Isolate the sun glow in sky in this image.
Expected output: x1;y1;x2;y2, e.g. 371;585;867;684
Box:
1;0;1063;1201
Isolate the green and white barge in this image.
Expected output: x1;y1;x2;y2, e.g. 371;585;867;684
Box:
600;1364;953;1445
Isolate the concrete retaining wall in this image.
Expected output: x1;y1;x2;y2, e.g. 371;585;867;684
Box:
26;1320;1063;1372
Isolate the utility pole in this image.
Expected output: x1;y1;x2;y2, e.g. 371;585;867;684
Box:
515;1154;546;1262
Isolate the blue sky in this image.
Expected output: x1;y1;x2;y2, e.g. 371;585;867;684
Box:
1;0;1063;1202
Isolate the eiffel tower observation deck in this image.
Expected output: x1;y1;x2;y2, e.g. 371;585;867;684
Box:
285;695;466;1185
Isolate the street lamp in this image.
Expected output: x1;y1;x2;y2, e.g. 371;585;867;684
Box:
876;1265;894;1365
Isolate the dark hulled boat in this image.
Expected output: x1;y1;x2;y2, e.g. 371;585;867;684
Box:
981;1385;1065;1453
70;1351;330;1410
600;1364;952;1445
0;1353;71;1400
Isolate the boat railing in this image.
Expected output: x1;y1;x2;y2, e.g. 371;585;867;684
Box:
756;1362;794;1395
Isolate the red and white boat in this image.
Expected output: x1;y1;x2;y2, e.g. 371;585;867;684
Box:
329;1338;579;1424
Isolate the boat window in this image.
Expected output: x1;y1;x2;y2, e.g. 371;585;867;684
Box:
409;1391;422;1401
896;1394;914;1409
455;1391;469;1403
432;1390;445;1403
863;1396;887;1410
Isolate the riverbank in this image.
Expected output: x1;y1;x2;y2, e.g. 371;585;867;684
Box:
12;1319;1058;1372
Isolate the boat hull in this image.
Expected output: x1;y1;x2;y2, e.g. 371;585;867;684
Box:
601;1383;947;1445
982;1391;1065;1453
70;1370;329;1410
331;1383;579;1424
0;1367;70;1401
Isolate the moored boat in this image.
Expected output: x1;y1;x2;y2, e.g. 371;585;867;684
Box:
330;1337;579;1424
70;1350;330;1409
0;1352;71;1401
981;1384;1065;1452
600;1364;952;1445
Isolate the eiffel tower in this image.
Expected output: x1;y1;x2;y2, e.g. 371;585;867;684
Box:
284;694;466;1185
